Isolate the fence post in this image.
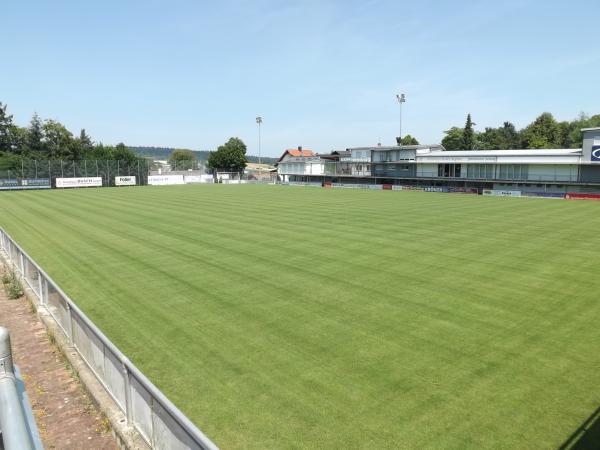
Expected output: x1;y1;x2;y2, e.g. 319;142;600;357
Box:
65;302;74;345
37;271;43;302
122;360;133;425
19;250;25;275
42;278;48;305
0;327;34;450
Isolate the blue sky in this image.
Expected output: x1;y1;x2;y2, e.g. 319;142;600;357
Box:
3;0;599;157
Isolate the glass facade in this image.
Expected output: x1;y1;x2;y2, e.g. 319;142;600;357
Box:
498;164;529;180
438;164;462;178
466;164;494;179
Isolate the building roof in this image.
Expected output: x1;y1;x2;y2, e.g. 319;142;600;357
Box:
581;127;600;132
351;144;445;152
418;148;582;157
277;148;316;162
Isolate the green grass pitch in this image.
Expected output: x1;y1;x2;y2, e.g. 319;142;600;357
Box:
1;185;599;449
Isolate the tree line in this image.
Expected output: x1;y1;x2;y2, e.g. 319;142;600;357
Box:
440;112;600;151
0;101;252;174
0;102;140;171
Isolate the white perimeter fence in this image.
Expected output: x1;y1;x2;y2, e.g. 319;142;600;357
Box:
0;228;219;450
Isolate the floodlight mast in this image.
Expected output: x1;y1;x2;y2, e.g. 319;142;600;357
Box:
256;116;263;165
396;93;405;147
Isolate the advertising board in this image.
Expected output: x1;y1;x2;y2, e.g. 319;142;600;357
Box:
565;192;600;201
184;175;214;184
21;178;51;188
148;175;185;186
447;187;478;194
483;190;521;197
115;176;136;186
56;177;102;188
0;179;51;190
522;192;565;199
0;179;19;190
184;175;202;184
331;183;382;190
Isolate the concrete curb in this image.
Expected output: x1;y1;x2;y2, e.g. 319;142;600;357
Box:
1;256;149;450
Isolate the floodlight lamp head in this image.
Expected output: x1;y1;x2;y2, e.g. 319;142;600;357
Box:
256;116;263;124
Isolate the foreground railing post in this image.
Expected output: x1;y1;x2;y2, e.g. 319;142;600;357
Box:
122;360;133;425
19;250;25;275
66;303;74;345
37;273;43;302
0;327;34;450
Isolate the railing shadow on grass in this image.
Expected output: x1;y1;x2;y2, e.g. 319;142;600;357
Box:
558;406;600;450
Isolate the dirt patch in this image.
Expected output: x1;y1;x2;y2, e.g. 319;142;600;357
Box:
0;274;117;450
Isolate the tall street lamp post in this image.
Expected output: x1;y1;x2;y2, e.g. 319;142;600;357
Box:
395;93;405;146
256;116;263;165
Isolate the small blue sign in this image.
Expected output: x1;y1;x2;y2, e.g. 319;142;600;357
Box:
592;145;600;162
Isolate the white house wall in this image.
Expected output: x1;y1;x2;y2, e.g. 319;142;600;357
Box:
304;163;325;175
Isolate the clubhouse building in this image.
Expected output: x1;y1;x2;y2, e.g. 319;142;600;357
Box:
276;128;600;194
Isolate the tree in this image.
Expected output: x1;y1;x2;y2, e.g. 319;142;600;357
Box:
399;135;419;145
0;102;15;153
168;149;196;170
441;127;464;150
42;119;74;158
76;129;94;154
520;112;559;149
564;113;600;148
477;122;521;150
26;113;46;155
207;137;248;173
111;142;139;166
462;114;475;150
499;122;521;149
10;127;29;154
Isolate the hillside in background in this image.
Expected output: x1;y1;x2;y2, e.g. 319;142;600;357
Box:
129;146;277;164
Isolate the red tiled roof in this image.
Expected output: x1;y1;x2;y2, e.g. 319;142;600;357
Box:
286;149;315;157
277;149;316;162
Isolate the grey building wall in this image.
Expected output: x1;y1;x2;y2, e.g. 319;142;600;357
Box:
372;164;416;178
580;165;600;183
582;128;600;162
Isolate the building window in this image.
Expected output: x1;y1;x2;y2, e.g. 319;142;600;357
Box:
467;164;494;179
498;164;528;180
438;164;462;178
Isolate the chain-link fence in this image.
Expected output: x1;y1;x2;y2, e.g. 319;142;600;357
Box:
168;160;205;172
1;160;153;187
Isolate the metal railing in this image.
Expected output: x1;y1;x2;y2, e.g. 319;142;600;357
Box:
0;327;35;450
0;228;219;450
